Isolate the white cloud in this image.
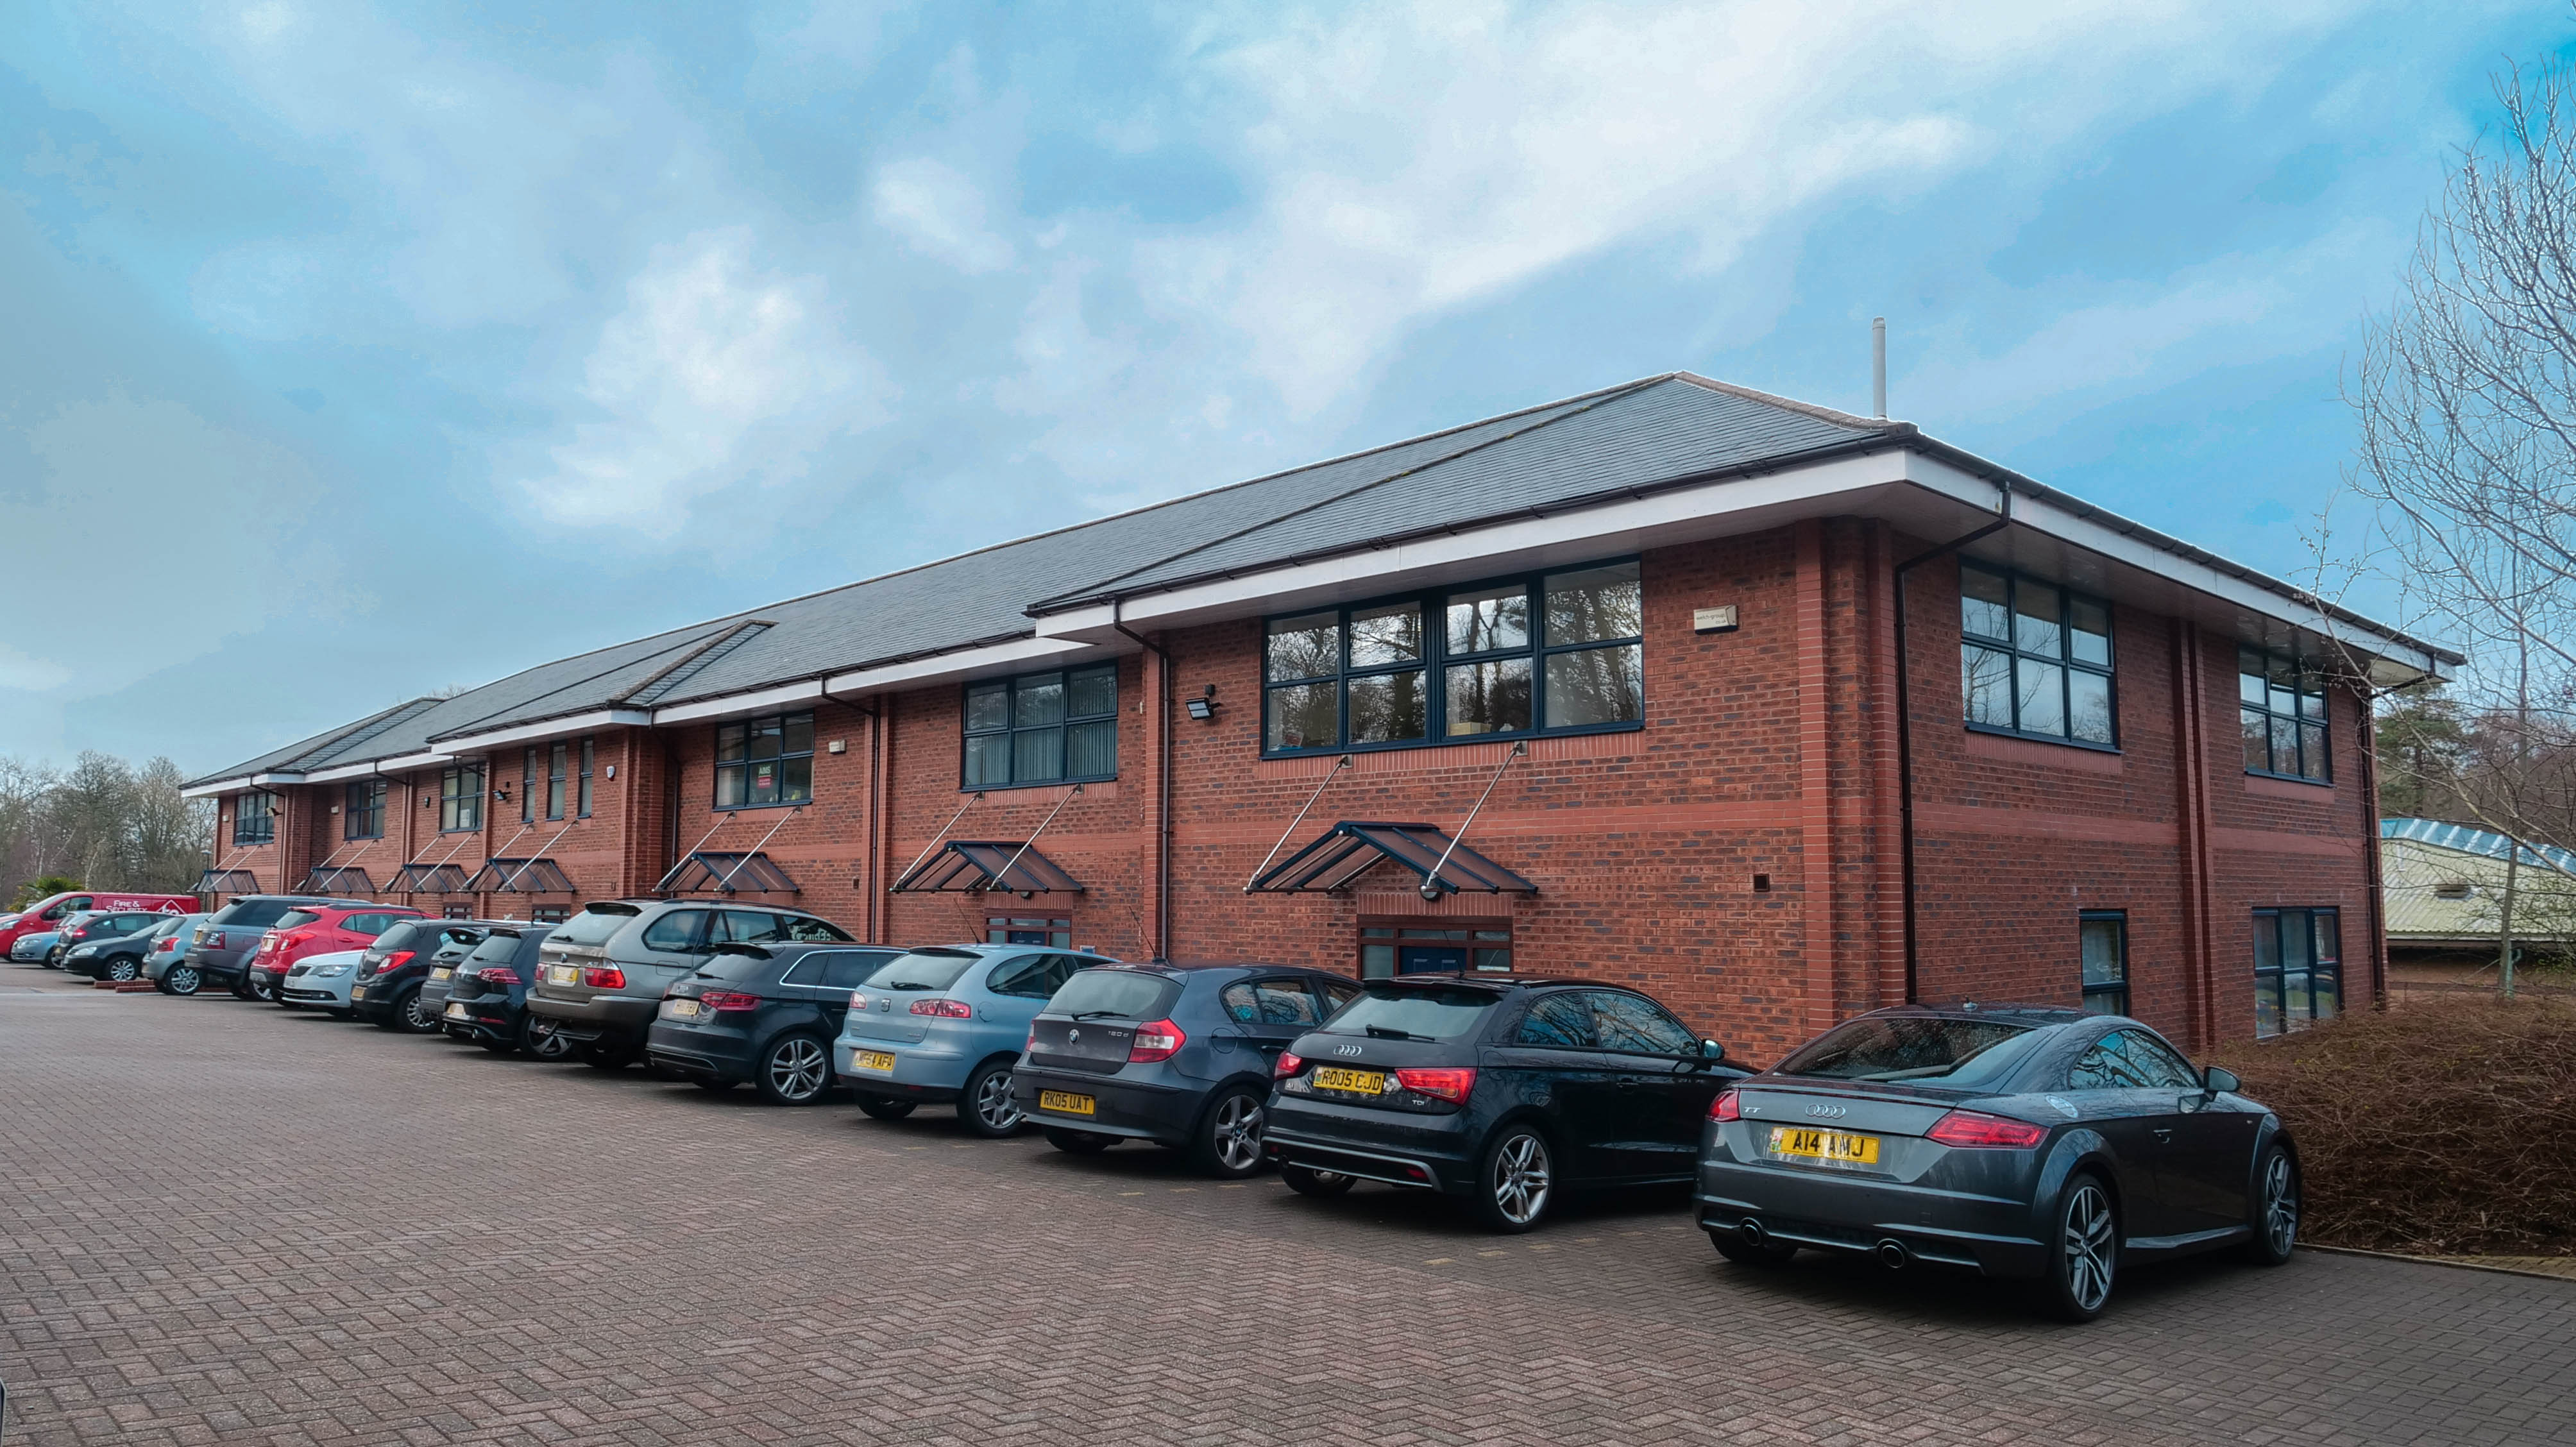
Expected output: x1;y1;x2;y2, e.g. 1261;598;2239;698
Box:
517;229;886;536
872;157;1016;273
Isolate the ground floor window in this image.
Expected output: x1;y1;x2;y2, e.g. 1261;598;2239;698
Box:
441;904;471;920
2253;907;2341;1038
1359;921;1512;978
532;904;569;924
987;915;1072;947
2080;911;2128;1016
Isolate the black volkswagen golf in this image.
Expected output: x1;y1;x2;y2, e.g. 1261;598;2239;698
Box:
1693;1004;2300;1322
646;942;900;1104
1013;961;1362;1177
1263;974;1741;1231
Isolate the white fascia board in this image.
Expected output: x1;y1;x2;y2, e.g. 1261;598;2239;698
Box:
180;775;258;799
299;752;457;784
1907;455;2450;680
431;709;652;754
823;635;1107;698
1056;452;1937;637
651;681;824;725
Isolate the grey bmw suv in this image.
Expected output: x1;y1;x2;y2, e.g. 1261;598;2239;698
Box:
525;900;854;1067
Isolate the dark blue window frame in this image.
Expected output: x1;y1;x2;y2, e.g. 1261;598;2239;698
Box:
344;779;385;841
960;664;1119;791
232;789;277;847
1959;562;2119;752
1260;557;1646;757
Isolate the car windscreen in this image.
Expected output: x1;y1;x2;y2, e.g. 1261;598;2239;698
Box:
1046;969;1179;1020
208;899;296;929
275;910;324;929
861;949;981;992
1774;1016;2038;1085
1325;985;1500;1042
552;904;640;947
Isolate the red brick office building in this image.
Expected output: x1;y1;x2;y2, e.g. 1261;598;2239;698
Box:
185;375;2453;1058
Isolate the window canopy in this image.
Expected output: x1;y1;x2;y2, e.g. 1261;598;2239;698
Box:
663;850;801;895
390;863;471;894
1248;821;1537;897
893;841;1086;895
196;868;259;895
461;858;576;894
296;866;375;895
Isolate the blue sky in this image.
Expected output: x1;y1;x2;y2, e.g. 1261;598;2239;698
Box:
3;1;2567;775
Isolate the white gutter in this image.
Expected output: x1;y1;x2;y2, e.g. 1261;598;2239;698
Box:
428;708;652;754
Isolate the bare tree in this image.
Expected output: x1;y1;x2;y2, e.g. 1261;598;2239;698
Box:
2350;52;2576;994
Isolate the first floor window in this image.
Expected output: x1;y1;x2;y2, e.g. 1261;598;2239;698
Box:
440;765;484;833
2253;908;2341;1038
987;915;1072;947
232;790;277;846
716;711;814;808
577;736;595;818
1266;561;1643;754
547;741;568;821
520;747;538;823
2080;911;2128;1016
963;664;1118;788
344;779;386;840
1359;923;1513;979
2239;647;2330;782
1960;563;2115;746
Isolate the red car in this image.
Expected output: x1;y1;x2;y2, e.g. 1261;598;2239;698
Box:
250;904;425;1005
0;891;194;957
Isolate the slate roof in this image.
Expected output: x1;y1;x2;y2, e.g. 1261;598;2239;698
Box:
189;372;2440;787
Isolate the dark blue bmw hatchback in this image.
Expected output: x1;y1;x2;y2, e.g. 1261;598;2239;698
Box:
1263;974;1743;1232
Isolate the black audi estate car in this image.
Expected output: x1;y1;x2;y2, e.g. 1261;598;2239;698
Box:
1264;974;1741;1231
647;942;900;1103
437;925;562;1056
1013;961;1362;1178
1693;1004;2299;1323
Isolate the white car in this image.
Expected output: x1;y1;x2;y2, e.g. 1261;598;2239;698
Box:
279;949;364;1017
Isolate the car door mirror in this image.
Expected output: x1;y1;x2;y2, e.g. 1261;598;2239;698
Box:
2201;1064;2239;1096
1701;1039;1727;1061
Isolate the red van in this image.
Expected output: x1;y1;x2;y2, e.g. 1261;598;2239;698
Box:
0;892;196;957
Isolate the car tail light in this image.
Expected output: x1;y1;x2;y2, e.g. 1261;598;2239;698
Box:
1394;1067;1476;1104
475;967;519;985
910;998;972;1018
580;965;626;989
700;990;762;1012
1925;1109;2048;1149
365;949;414;978
284;929;318;947
66;927;87;940
154;938;175;954
1127;1018;1186;1063
1274;1050;1303;1078
1709;1088;1742;1121
849;992;869;1011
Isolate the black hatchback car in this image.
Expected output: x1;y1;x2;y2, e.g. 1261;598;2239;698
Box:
1264;974;1741;1231
1013;962;1363;1177
647;942;901;1104
1693;1004;2300;1323
437;925;562;1056
350;920;495;1032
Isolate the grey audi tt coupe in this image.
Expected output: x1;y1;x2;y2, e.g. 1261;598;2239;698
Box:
1693;1004;2299;1322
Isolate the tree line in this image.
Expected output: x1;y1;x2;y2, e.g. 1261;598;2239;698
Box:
0;752;212;908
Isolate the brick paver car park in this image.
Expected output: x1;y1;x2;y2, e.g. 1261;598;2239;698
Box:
3;967;2572;1447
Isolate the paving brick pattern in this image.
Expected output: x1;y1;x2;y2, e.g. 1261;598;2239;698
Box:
3;969;2571;1446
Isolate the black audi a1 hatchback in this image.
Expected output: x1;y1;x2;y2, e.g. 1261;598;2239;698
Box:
1264;974;1742;1231
647;942;901;1104
1693;1004;2300;1323
1013;961;1363;1177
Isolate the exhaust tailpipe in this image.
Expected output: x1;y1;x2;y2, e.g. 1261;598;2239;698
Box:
1738;1219;1768;1246
1874;1239;1910;1270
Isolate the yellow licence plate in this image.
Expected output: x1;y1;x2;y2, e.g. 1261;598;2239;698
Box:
350;986;366;999
852;1049;898;1074
430;968;452;982
545;965;579;986
1310;1067;1387;1095
666;999;701;1019
1768;1126;1881;1165
1038;1090;1095;1117
444;1003;468;1020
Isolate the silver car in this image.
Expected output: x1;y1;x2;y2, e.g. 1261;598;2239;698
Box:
279;949;365;1016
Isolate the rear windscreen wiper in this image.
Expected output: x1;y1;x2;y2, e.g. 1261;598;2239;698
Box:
1364;1026;1422;1040
1070;1010;1127;1020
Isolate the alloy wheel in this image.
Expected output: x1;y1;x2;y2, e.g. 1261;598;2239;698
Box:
1489;1131;1552;1227
401;990;436;1032
525;1018;576;1061
974;1067;1022;1132
108;959;139;982
165;965;201;995
2260;1151;2300;1257
765;1037;830;1103
1212;1092;1264;1172
2062;1181;2116;1314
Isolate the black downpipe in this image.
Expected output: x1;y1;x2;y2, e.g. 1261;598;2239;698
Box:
1893;491;2013;1003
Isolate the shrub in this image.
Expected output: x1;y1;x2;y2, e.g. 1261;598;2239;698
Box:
2210;997;2576;1257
